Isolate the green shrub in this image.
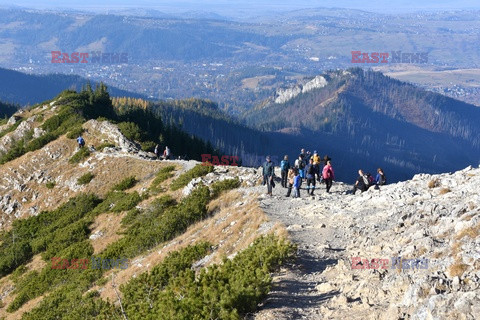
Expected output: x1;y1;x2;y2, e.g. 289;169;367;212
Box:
46;181;56;189
149;165;176;193
91;191;141;215
0;139;25;164
170;164;213;191
69;147;91;164
77;172;94;185
112;176;137;191
0;193;100;278
25;132;56;152
118;122;142;141
119;235;295;319
211;177;241;198
66;126;84;139
140;140;156;152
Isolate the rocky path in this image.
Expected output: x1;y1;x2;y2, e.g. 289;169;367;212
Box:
248;182;353;319
248;167;480;320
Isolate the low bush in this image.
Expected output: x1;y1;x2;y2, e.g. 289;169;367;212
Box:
170;164;213;191
149;165;176;193
66;126;84;139
69;147;91;164
211;177;241;198
77;172;94;185
46;181;56;189
111;176;137;191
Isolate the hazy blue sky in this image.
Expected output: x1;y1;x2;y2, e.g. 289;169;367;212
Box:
0;0;479;15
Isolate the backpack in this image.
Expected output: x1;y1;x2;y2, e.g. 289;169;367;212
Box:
280;160;289;171
298;160;305;169
379;174;387;185
366;173;375;186
362;174;370;186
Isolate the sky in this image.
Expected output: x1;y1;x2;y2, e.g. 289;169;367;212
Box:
1;0;479;15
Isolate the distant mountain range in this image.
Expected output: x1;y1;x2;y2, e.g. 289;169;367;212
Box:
2;67;479;182
0;67;143;106
244;68;480;181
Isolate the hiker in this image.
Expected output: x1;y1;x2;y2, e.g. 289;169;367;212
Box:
323;154;331;165
76;135;85;148
295;154;306;181
305;158;317;195
262;155;275;196
163;146;171;160
322;160;335;193
376;168;387;187
352;169;369;194
300;148;306;160
154;144;161;159
312;150;321;181
293;168;301;198
285;167;295;197
280;155;290;188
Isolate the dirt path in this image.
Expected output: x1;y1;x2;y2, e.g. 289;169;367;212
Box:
247;181;354;319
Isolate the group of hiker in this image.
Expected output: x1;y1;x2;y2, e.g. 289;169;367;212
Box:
263;148;387;197
154;144;172;160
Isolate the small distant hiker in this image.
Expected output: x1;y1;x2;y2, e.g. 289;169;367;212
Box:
77;135;85;148
322;160;335;193
323;154;331;165
376;168;387;187
280;155;290;188
305;158;317;195
293;168;301;198
285;167;295;197
163;146;171;160
154;144;161;159
312;150;321;181
263;155;275;196
295;154;306;181
352;169;369;194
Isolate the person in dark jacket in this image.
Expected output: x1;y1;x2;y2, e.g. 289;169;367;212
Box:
305;158;317;195
262;155;274;196
280;155;290;188
353;169;369;194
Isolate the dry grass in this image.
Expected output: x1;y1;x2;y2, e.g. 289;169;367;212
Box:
455;223;480;240
89;212;127;254
96;189;287;302
448;259;469;277
427;179;439;189
438;187;451;195
417;247;428;256
24;254;46;273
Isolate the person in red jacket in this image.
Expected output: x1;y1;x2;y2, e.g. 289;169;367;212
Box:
322;160;335;193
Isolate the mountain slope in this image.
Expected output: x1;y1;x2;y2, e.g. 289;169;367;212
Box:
244;68;480;181
0;67;144;106
0;93;293;319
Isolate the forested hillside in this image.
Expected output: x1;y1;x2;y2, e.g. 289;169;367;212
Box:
244;69;480;181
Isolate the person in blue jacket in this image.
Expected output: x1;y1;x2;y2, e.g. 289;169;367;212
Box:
280;155;290;188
